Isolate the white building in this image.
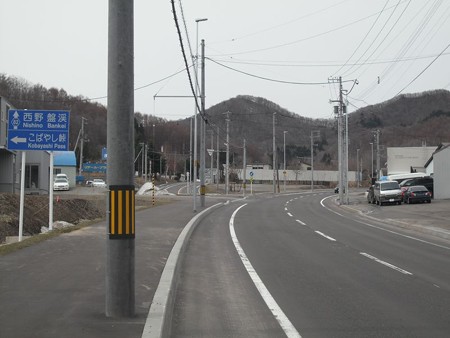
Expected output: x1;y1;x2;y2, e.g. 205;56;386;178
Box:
387;146;436;175
432;144;450;199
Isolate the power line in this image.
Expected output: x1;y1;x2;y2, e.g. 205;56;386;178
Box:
332;0;391;77
208;1;410;57
395;42;450;96
170;0;204;121
208;58;355;85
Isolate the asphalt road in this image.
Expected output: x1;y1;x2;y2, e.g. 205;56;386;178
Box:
172;191;450;337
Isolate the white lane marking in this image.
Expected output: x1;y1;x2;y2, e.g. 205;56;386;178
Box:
360;252;413;275
315;231;336;242
230;204;302;338
320;196;343;217
285;207;288;211
296;220;306;226
320;196;450;250
287;212;293;217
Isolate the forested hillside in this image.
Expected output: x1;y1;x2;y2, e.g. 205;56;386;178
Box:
1;74;449;176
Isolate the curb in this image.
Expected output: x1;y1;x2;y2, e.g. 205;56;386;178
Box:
141;202;223;338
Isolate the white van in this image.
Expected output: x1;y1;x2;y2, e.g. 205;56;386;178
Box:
374;180;402;206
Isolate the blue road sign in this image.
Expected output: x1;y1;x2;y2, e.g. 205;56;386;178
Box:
7;110;70;151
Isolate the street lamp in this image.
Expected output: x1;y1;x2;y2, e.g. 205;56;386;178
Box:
283;131;287;193
193;17;207;212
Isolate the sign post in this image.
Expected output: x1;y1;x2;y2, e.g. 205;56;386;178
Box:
8;109;70;241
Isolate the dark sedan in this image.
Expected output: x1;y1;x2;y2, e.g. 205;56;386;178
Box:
403;185;432;204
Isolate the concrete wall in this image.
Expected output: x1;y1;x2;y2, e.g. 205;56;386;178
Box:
433;146;450;199
236;169;356;184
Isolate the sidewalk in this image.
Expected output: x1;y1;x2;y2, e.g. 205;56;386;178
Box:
0;197;209;338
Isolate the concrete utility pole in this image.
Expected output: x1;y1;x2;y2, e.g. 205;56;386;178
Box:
200;39;206;207
243;138;247;196
106;0;135;317
375;129;381;179
370;142;374;182
311;130;319;192
225;112;230;195
273;113;276;194
356;148;360;187
216;126;219;192
330;76;346;204
344;105;349;204
188;117;192;194
283;130;287;193
79;117;87;175
193;18;207;212
209;129;214;185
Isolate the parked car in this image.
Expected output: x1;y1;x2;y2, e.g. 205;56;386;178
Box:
91;179;107;188
399;176;433;197
403;185;432;204
367;185;375;203
55;173;68;181
373;180;402;206
53;178;70;191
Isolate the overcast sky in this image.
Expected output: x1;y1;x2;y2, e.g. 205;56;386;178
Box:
1;0;449;121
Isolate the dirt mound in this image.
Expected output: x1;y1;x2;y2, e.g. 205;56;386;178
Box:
0;193;104;243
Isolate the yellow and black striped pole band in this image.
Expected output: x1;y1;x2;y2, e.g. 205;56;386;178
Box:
109;185;135;239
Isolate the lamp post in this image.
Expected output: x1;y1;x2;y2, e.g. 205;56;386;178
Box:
283;130;287;193
193;17;207;212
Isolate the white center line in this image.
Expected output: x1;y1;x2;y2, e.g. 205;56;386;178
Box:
315;231;336;242
360;252;413;275
287;212;293;217
296;220;306;225
230;204;302;338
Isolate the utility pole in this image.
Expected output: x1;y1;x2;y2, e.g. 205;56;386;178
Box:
243;138;247;196
311;130;320;192
330;76;346;204
273;113;276;195
106;0;135;317
79;117;87;175
216;126;219;192
209;129;214;186
356;148;360;187
200;39;206;207
188;117;192;194
375;129;381;180
370;142;374;183
225;112;230;195
283;131;287;193
344;105;349;204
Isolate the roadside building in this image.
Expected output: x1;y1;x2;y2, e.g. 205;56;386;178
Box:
431;144;450;199
53;151;77;188
387;146;436;175
0;97;16;193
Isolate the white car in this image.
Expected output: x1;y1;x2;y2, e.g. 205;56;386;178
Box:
91;179;107;188
53;178;70;191
55;173;68;181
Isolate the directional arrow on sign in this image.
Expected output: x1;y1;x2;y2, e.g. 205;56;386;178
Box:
11;136;27;144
